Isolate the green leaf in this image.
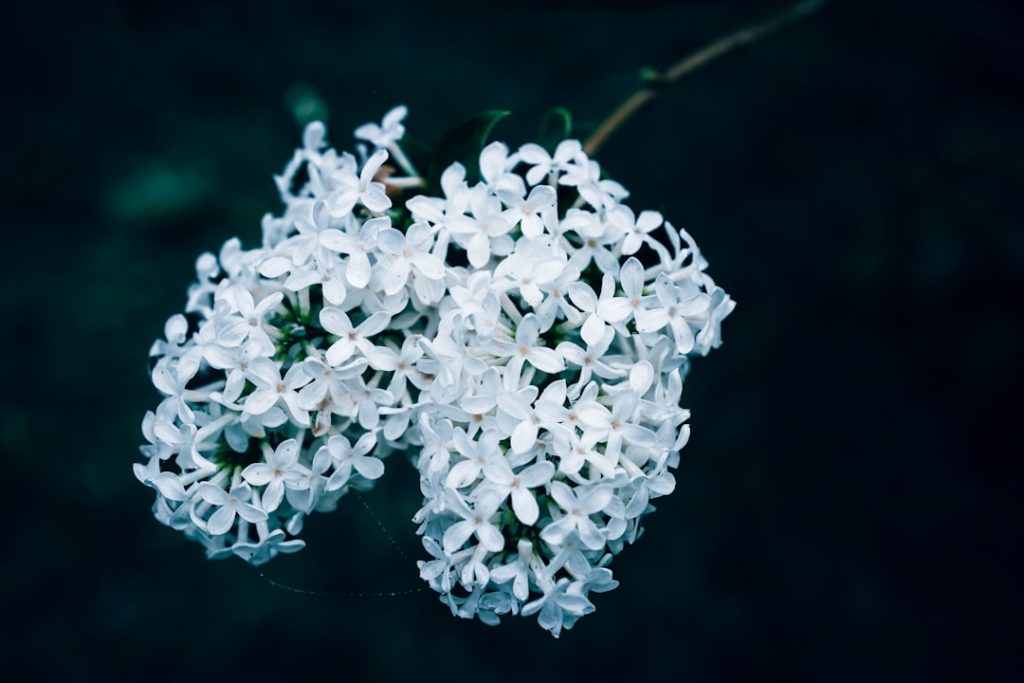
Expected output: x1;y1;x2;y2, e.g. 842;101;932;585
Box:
430;110;510;185
538;107;572;153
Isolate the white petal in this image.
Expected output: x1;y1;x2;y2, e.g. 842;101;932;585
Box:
442;520;475;553
548;480;576;510
346;252;372;288
527;347;565;374
412;252;446;280
206;506;236;535
353;455;384;480
580;314;606;347
511;488;539;526
476;523;505;553
539;516;574;547
596;297;632;323
634;308;670;333
383;258;411;295
261;480;285;512
237;501;269;524
445;459;481;489
577;517;605;550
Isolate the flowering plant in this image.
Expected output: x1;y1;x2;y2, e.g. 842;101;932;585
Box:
135;105;734;636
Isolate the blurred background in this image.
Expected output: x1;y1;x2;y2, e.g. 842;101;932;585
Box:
3;0;1021;679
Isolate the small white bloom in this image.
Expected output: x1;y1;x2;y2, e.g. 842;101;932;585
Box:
321;433;383;491
319;216;389;289
480;457;554;525
634;274;711;354
608;205;663;256
540;481;613;550
441;490;505;554
327;149;392;216
241;439;307;512
354;105;408;148
197;482;268;536
319;308;392;366
242;358;312;425
499;185;557;239
376;222;446;294
497;313;565;375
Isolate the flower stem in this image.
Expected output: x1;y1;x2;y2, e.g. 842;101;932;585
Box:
583;0;827;156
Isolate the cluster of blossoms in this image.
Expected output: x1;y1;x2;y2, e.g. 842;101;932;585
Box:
135;106;733;636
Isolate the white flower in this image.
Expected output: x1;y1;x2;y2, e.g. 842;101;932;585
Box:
540;481;613;550
348;375;394;429
406;163;469;231
480;458;554;525
242;358;312;425
518;140;582;185
441;490;505;554
151;357;200;423
205;340;264;404
319;216;389;288
197;482;268;535
446;429;501;489
218;287;283;354
354;105;407;148
296;355;365;436
319;308;391;366
479;141;525;195
498;185;556;239
490;539;533;601
320;433;383;491
594;257;647;327
376;222;446;295
361;335;426;397
285;447;332;514
634;274;711;354
608;205;662;256
567;274;617;346
236;529;306;566
448;185;514;268
506;380;572;454
496;313;565;375
562;210;620;274
241;439;307;512
133;459;189;501
137;106;734;637
521;577;594;638
576;390;656;464
550;429;616;478
327;149;392;216
418;536;457;593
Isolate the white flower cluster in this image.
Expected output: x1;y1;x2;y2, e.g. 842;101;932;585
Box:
135;106;734;636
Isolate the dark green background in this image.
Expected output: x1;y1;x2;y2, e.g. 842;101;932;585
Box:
4;0;1021;680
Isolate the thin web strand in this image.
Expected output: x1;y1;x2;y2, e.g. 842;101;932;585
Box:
254;492;422;598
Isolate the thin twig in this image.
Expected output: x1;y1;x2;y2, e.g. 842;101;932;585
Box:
584;0;827;155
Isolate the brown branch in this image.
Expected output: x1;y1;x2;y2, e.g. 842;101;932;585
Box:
583;0;827;156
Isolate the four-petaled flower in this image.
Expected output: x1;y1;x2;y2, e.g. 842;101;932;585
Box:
319;308;392;366
197;482;268;536
320;433;383;491
540;481;614;550
242;439;307;512
441;490;505;554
